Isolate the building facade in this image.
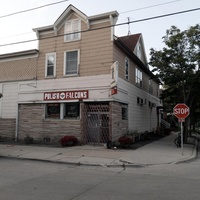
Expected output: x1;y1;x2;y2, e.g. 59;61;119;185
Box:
0;5;161;144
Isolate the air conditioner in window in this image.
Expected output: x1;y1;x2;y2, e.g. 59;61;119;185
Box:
149;102;156;108
139;98;144;105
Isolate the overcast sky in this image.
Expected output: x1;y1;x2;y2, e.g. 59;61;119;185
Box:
0;0;199;60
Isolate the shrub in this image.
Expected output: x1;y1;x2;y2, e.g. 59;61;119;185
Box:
60;136;78;146
118;136;133;146
164;128;171;135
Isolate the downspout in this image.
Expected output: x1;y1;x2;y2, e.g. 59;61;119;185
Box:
110;15;114;41
15;103;19;141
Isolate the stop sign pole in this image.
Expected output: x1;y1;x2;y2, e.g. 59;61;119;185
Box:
173;103;190;155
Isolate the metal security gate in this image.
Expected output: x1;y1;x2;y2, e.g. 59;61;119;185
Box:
82;103;110;144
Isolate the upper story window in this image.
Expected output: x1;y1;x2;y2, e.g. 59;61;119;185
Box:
125;57;129;80
64;19;81;42
149;79;153;94
45;53;56;78
135;68;143;87
64;50;79;76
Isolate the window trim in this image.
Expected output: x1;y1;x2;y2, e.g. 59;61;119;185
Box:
64;19;81;42
45;53;56;78
45;102;80;120
64;49;80;76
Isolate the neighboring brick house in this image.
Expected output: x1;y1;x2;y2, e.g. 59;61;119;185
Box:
0;4;161;144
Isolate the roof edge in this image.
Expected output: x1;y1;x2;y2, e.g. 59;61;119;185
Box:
0;49;39;60
114;36;159;82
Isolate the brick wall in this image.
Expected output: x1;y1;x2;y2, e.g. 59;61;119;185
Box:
111;102;128;141
0;118;16;141
18;104;81;144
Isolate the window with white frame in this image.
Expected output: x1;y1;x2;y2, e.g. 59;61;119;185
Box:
45;53;56;77
64;19;81;42
64;50;79;75
45;102;80;120
125;57;129;80
135;68;143;87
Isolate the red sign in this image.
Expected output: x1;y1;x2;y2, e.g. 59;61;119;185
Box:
44;90;89;101
173;103;190;119
111;86;117;95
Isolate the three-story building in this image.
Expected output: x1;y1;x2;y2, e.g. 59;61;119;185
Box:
0;5;161;144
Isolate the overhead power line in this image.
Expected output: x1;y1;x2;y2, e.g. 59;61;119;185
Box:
0;7;199;48
120;0;181;14
0;0;181;40
0;0;69;19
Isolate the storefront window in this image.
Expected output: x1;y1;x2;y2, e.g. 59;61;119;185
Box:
46;104;60;118
46;103;80;119
65;103;80;119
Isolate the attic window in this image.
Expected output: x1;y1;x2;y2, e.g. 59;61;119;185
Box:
64;19;81;42
136;44;141;59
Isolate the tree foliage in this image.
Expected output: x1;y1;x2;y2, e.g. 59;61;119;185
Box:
149;24;200;112
149;24;200;139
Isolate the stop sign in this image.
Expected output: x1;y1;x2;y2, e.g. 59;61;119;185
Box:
173;103;190;119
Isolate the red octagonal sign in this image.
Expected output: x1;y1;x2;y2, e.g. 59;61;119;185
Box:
173;103;190;119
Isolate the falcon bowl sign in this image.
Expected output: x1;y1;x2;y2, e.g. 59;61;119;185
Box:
173;103;190;119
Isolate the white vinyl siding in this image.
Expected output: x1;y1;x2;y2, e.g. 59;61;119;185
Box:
1;84;18;118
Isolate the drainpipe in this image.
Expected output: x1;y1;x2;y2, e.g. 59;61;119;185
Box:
15;103;19;141
110;15;114;41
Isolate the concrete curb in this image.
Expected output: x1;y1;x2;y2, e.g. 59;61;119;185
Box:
174;137;198;164
0;134;198;168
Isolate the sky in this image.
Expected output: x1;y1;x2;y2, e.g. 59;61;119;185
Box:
0;0;199;61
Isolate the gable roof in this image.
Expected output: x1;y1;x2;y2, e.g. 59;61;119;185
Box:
54;4;88;29
33;4;118;34
114;35;159;83
118;33;148;65
118;34;141;52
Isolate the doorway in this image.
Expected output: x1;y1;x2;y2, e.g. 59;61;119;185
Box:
82;103;110;144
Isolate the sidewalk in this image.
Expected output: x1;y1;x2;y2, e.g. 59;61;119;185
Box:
0;133;198;167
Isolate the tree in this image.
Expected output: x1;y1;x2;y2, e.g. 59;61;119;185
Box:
149;24;200;139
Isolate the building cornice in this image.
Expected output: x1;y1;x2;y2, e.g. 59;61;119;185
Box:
0;49;39;61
